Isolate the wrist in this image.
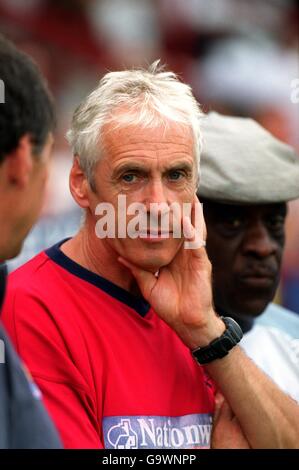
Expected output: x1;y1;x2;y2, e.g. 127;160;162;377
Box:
178;313;226;350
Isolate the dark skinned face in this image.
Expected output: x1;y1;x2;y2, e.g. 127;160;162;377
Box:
201;199;287;322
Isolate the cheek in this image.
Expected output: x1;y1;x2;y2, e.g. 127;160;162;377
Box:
42;167;49;187
230;251;247;275
207;238;238;271
31;169;47;207
95;182;121;206
275;245;284;264
169;181;196;202
88;183;120;220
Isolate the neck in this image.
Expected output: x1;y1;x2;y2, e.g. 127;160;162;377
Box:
60;223;140;295
0;214;13;261
0;182;22;261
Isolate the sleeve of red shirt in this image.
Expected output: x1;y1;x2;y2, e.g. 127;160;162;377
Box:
2;285;103;449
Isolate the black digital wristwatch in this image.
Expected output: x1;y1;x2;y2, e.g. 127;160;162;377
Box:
191;317;243;365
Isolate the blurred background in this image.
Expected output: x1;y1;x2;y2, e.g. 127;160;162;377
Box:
1;0;298;312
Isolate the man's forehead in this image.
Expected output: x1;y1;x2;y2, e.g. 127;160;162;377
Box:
99;122;195;173
102;121;193;149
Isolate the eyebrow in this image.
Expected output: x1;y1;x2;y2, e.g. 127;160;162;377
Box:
165;162;193;173
112;160;194;179
112;163;149;179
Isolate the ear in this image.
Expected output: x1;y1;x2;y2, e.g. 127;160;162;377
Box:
5;135;33;188
69;157;91;209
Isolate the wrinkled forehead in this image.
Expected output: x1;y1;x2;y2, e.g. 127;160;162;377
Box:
101;120;194;152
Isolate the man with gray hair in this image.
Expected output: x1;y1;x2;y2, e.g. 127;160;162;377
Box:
3;64;299;449
198;111;299;402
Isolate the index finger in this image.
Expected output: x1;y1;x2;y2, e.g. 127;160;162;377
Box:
192;195;207;243
183;196;206;250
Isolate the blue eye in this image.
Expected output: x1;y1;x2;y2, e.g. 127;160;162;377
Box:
122;174;136;183
169;170;184;181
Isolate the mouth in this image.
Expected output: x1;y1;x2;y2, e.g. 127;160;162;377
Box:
239;271;277;289
138;231;174;241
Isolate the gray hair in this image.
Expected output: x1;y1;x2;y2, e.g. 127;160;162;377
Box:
66;61;203;187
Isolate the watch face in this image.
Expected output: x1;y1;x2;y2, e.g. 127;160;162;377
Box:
192;317;243;364
223;317;243;342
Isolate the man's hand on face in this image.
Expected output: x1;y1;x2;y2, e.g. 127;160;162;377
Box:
118;196;225;350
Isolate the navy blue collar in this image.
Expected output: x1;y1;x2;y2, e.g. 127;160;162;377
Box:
46;239;151;317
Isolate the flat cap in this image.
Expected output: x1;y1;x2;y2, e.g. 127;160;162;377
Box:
198;112;299;204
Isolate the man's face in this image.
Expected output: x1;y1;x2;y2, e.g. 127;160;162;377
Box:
202;200;287;319
88;121;197;271
8;133;53;259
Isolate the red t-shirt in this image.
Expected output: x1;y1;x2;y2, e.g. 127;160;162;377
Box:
2;240;215;449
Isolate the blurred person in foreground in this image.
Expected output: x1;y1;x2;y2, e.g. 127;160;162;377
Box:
198;112;299;402
0;35;61;448
2;63;299;449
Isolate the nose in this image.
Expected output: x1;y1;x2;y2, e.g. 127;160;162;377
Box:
142;178;171;226
242;221;278;259
143;178;169;207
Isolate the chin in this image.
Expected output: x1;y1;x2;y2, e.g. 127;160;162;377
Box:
133;253;174;272
134;250;178;272
5;240;24;261
236;299;271;318
119;239;181;271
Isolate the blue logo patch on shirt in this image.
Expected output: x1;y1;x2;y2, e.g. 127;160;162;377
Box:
103;413;212;449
